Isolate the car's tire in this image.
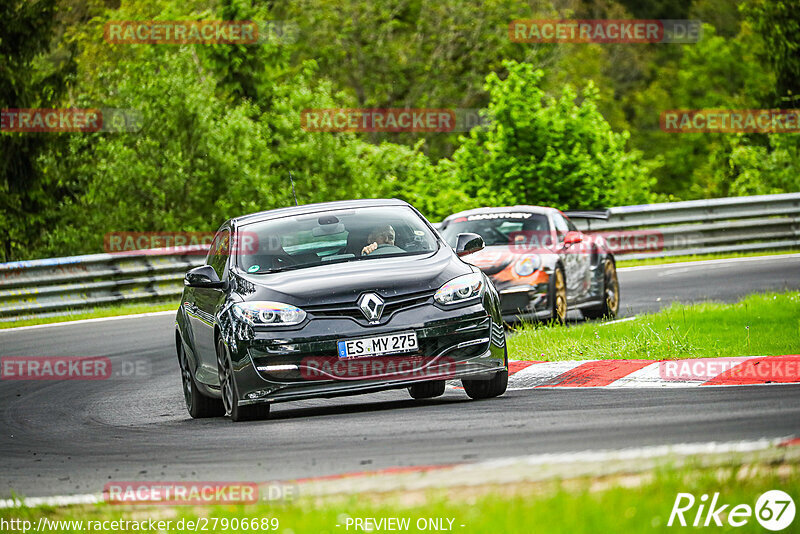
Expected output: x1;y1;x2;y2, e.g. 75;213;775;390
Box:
408;380;446;399
216;337;270;422
178;339;224;418
462;369;508;400
462;343;508;400
550;266;567;325
583;259;620;320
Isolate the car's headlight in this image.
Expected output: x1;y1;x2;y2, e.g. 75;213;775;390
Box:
513;255;541;277
434;273;484;305
232;302;306;326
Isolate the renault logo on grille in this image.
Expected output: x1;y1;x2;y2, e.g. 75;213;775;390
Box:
358;293;385;321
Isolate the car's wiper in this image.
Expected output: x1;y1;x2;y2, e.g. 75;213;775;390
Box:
253;264;308;274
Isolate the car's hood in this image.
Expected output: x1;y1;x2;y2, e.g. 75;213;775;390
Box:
234;247;470;306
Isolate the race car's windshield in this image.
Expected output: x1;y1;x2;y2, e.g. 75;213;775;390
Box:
238;206;439;273
441;212;550;247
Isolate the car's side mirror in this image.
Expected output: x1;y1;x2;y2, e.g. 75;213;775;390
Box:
455;233;485;257
564;231;583;246
184;265;225;289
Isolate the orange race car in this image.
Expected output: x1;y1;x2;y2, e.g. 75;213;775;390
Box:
439;206;619;324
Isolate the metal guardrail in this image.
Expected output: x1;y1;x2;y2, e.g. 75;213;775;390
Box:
0;193;798;321
570;192;800;260
0;249;206;321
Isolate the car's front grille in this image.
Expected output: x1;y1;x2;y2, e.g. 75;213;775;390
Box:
250;316;492;382
305;289;436;324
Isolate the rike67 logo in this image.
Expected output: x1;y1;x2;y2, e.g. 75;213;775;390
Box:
669;490;795;530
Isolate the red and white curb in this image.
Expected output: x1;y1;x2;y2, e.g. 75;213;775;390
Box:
505;355;800;389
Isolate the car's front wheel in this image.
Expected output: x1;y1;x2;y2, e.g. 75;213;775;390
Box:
216;337;270;422
178;339;224;419
462;369;508;399
408;380;446;399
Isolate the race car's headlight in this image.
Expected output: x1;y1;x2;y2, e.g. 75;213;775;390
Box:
434;273;484;305
513;255;541;277
232;302;306;326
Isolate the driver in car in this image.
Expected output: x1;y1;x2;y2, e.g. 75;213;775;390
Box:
361;224;402;256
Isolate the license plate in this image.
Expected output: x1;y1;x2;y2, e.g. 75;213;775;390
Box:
337;331;418;359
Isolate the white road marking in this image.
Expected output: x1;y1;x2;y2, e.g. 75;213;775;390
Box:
474;438;791;469
0;310;176;333
0;493;99;509
597;315;638;326
602;361;692;388
506;360;585;389
618;253;800;272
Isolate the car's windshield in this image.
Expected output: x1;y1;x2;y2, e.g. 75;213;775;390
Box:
441;212;550;247
238;206;439;273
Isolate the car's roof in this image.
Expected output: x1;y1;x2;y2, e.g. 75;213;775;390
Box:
231;198;412;226
442;205;556;223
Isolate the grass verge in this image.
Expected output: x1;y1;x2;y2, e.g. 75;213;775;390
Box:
2;462;796;533
508;291;800;361
616;250;799;268
0;301;177;330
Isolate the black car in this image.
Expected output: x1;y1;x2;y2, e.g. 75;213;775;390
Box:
439;206;619;324
176;199;508;421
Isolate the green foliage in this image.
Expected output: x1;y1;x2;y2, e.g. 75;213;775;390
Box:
270;0;552;162
1;0;798;260
439;61;655;215
36;42;432;256
742;0;800;105
0;0;75;261
721;134;800;196
625;23;776;198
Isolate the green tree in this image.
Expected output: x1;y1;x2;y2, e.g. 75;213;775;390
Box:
435;61;655;217
626;24;774;198
0;0;75;261
742;0;800;106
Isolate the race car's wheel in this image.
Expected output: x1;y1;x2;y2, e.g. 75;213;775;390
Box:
216;337;270;422
408;380;446;399
178;339;223;418
462;347;508;400
550;266;567;325
583;260;620;320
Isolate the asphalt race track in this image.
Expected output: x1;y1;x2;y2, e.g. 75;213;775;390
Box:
1;255;799;499
618;254;800;315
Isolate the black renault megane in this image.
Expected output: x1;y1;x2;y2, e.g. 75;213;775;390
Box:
176;199;508;421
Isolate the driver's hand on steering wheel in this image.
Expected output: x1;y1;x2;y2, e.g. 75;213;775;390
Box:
361;242;378;256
